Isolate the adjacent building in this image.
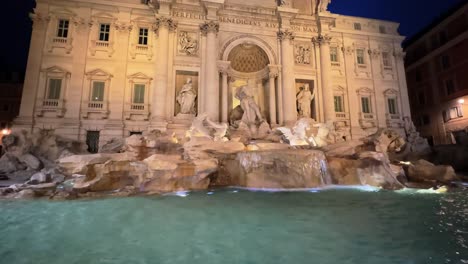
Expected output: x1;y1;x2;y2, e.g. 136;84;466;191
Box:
0;72;23;130
404;2;468;146
15;0;411;152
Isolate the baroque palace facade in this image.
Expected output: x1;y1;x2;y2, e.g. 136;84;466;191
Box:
15;0;411;150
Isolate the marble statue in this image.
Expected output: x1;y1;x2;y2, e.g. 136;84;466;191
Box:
186;113;228;141
318;0;332;12
177;78;197;115
278;0;291;7
403;116;431;154
276;118;318;147
235;85;264;125
179;32;198;55
297;84;315;118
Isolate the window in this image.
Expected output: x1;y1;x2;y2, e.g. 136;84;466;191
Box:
130;131;143;136
356;49;365;65
445;79;455;95
91;81;105;101
441;55;450;70
354;23;362;30
138;28;149;45
330;47;339;63
444;107;463;122
417;91;426;105
133;84;145;104
439;31;448;45
379;25;386;34
361;97;371;113
382;52;392;68
57;19;69;38
387;98;397;114
334;95;344;112
99;24;111;42
47;79;62;100
422;115;430;125
415;70;422;83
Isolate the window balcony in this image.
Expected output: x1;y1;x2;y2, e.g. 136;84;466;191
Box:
81;101;109;119
335;112;349;120
36;98;66;117
386;113;403;128
359;112;377;129
47;37;73;54
124;103;150;120
90;40;115;57
130;44;153;60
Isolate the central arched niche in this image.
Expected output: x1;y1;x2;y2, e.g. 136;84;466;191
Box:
227;44;270;73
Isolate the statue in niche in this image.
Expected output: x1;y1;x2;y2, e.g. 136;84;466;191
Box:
297;84;315;118
235;85;264;125
177;78;197;115
295;45;311;65
179;32;198;55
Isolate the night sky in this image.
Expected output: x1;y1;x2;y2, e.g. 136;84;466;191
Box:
0;0;464;74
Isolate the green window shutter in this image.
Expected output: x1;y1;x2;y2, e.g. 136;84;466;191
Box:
48;79;62;100
92;82;105;101
133;84;145;104
361;97;370;113
334;96;343;112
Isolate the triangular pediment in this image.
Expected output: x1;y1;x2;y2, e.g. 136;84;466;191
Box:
384;88;399;95
131;16;155;25
128;72;153;80
357;87;373;94
86;68;113;78
92;12;117;21
42;65;70;74
50;8;77;17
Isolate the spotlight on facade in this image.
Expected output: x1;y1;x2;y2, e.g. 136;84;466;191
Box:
458;99;465;104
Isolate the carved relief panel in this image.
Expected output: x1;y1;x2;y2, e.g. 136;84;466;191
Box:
178;31;199;56
294;42;312;66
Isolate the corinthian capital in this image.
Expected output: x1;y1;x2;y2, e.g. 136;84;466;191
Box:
200;21;220;36
277;30;295;41
312;34;332;46
155;16;178;32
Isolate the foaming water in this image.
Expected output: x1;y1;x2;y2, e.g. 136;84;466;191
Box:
1;189;467;264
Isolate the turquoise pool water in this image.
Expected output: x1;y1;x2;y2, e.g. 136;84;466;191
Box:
0;188;467;264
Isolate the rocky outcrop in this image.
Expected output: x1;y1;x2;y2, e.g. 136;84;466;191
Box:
327;152;405;190
406;160;458;184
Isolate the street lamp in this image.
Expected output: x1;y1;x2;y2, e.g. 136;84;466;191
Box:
458;98;465;104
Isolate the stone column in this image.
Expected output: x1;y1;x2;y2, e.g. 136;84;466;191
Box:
218;61;230;123
151;17;177;126
14;13;49;132
278;30;297;126
200;21;220;121
268;65;279;125
394;51;411;119
314;35;335;122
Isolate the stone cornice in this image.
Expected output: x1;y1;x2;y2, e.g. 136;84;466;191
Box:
200;21;220;36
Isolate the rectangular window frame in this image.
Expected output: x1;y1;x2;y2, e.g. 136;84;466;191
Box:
361;96;371;114
47;78;63;100
334;95;344;113
99;24;111;42
91;81;105;102
356;49;365;65
382;52;392;68
133;84;146;104
330;47;339;64
354;23;362;30
379;25;386;34
445;79;455;95
57;19;70;38
138;28;149;46
387;98;398;115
